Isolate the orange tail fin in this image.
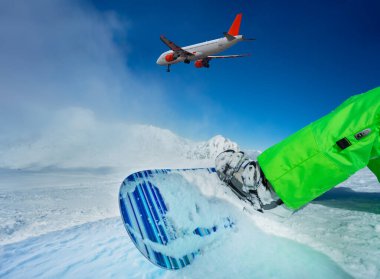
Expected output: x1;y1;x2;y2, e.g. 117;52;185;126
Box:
228;13;242;36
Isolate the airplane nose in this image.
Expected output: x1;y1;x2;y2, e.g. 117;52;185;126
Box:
156;57;162;65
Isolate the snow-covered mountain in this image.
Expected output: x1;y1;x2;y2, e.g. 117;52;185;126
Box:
186;135;239;160
0;108;243;171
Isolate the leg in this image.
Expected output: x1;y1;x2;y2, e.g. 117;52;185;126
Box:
258;87;380;209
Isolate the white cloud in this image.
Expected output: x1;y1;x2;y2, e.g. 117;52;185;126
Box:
0;0;174;139
0;0;188;169
0;107;185;169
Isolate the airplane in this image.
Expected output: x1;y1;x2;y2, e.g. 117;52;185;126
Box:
156;13;255;72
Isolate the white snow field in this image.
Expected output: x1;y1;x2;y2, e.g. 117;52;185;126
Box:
0;126;379;279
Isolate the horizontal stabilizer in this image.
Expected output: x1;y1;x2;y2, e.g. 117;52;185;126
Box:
242;36;256;41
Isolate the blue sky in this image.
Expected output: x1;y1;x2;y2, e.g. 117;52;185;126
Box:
1;0;379;151
90;0;380;149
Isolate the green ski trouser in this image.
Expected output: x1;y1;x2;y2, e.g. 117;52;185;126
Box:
258;87;380;209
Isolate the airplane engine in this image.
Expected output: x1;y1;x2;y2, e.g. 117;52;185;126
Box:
194;60;204;68
165;53;176;62
194;59;209;68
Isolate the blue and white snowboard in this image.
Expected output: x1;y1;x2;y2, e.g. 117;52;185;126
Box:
119;168;234;270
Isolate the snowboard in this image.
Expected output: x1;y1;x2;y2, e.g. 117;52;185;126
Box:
118;167;234;270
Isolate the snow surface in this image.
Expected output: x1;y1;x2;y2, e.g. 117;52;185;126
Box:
0;125;379;279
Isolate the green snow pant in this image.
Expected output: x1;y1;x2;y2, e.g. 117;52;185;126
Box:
258;87;380;209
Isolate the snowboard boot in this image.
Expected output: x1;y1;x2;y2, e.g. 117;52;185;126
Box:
215;150;290;216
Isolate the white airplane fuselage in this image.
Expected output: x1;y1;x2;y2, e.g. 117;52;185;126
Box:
156;35;243;65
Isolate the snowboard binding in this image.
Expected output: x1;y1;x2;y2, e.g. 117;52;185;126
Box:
215;150;288;215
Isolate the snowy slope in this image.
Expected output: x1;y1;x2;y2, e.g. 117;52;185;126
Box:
0;125;238;245
1;169;379;279
0;125;379;279
0;219;350;279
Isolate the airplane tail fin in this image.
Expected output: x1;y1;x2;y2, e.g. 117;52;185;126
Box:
228;13;242;36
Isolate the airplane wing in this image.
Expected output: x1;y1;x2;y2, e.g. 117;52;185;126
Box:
160;35;194;57
207;54;251;59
